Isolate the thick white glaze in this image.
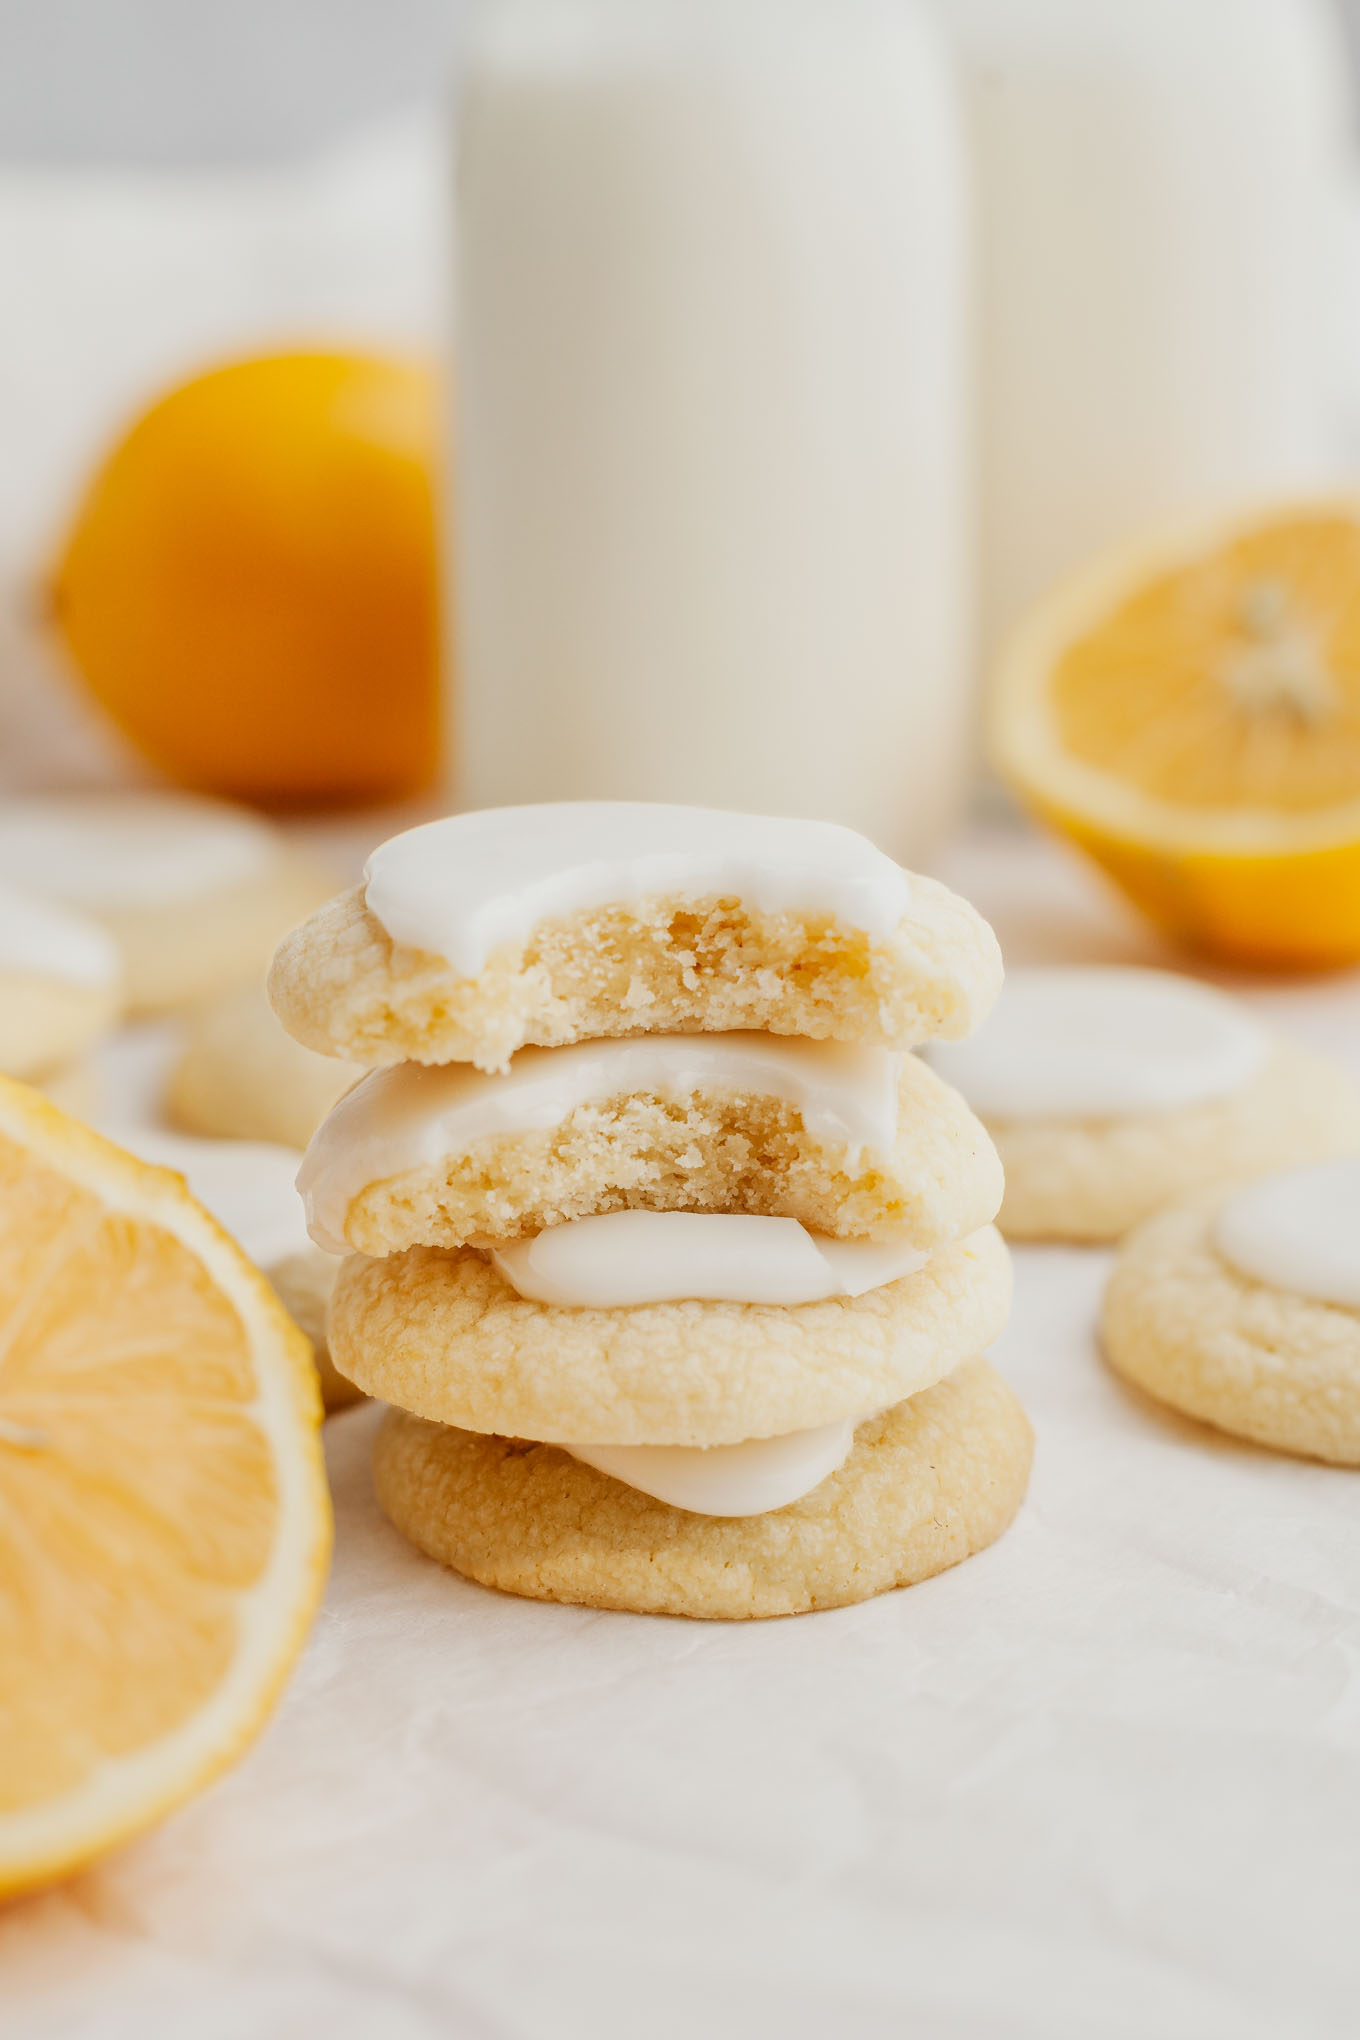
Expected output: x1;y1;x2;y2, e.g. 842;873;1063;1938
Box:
0;882;118;987
1215;1159;1360;1309
927;965;1268;1120
0;794;275;909
117;1128;315;1271
489;1210;927;1306
564;1417;858;1516
298;1032;901;1253
362;803;915;976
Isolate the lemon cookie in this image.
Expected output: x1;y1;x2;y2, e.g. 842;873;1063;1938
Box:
114;1129;358;1413
0;881;120;1083
299;1032;1001;1258
0;793;333;1014
268;804;1003;1073
169;980;363;1149
928;965;1360;1241
1102;1159;1360;1463
373;1357;1033;1620
329;1222;1009;1444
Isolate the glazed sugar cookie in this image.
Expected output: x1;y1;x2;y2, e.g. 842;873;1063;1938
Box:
373;1357;1034;1620
1103;1163;1360;1464
268;804;1002;1072
928;965;1360;1241
0;793;333;1014
299;1035;1001;1258
169;980;363;1149
113;1128;358;1413
329;1222;1010;1445
0;882;120;1082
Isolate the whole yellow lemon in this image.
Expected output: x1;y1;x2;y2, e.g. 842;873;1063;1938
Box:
50;350;442;807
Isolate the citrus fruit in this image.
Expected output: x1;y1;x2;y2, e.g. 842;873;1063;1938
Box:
0;1078;331;1897
993;501;1360;968
49;351;441;808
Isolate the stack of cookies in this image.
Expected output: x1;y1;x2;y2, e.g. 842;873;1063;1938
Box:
270;804;1032;1620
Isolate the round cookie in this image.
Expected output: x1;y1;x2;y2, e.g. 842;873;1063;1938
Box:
269;807;1002;1073
0;793;334;1015
268;1247;364;1414
0;883;121;1082
301;1043;1002;1259
1102;1192;1360;1463
169;980;363;1149
928;967;1360;1242
329;1223;1010;1446
989;1041;1360;1242
373;1357;1034;1620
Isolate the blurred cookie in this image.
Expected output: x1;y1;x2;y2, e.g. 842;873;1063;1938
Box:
1102;1159;1360;1463
373;1357;1033;1620
0;793;332;1014
0;881;120;1083
269;805;1002;1072
169;980;362;1150
329;1223;1010;1446
929;966;1360;1241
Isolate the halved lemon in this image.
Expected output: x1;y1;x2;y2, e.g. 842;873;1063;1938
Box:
993;501;1360;968
0;1078;331;1897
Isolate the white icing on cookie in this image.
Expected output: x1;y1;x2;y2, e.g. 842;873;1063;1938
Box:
564;1418;857;1517
1215;1159;1360;1309
299;1032;902;1253
363;803;915;977
488;1210;928;1307
927;966;1268;1120
0;882;118;988
0;795;275;909
116;1128;314;1270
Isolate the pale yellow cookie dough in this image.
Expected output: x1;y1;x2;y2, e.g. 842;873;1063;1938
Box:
0;971;119;1084
169;980;363;1149
988;1041;1360;1243
330;1223;1010;1446
1102;1197;1360;1463
267;1246;364;1414
268;873;1003;1074
331;1050;1002;1258
373;1356;1033;1620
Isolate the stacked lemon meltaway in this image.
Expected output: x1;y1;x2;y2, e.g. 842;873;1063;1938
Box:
270;804;1032;1620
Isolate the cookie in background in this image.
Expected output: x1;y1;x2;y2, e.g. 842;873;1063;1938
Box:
1102;1158;1360;1465
0;792;334;1015
0;879;121;1113
927;966;1360;1243
170;980;363;1151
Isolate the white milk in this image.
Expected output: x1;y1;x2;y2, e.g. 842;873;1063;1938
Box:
928;0;1352;659
452;0;971;863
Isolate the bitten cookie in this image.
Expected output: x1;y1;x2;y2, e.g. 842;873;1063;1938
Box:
929;966;1360;1242
0;794;333;1015
269;804;1003;1072
329;1223;1010;1445
373;1357;1034;1620
1102;1162;1360;1463
169;980;363;1150
299;1037;1002;1258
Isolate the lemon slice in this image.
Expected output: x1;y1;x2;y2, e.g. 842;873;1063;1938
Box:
0;1078;330;1897
993;501;1360;966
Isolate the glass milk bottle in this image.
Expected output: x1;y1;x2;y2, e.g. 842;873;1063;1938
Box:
928;0;1352;661
452;0;972;862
